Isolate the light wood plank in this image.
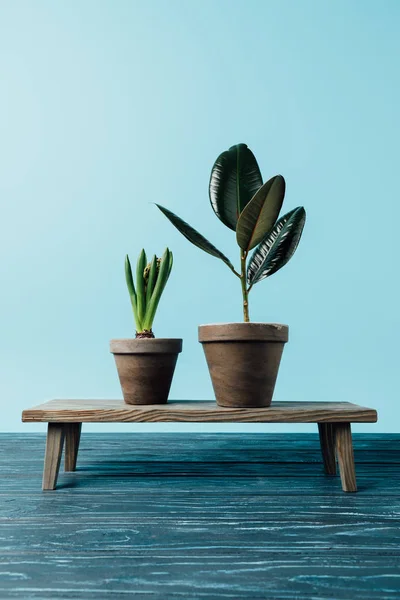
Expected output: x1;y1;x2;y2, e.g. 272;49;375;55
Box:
335;422;357;492
64;423;82;472
42;423;65;491
318;423;337;475
22;400;378;423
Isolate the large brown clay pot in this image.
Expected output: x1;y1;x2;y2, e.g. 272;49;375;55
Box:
110;338;182;405
199;323;288;408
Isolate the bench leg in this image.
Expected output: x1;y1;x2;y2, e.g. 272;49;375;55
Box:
318;423;337;475
43;423;65;491
334;422;357;493
65;423;82;472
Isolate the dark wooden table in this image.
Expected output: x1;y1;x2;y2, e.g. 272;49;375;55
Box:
22;400;377;492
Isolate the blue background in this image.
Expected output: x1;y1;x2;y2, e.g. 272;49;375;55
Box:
1;0;398;432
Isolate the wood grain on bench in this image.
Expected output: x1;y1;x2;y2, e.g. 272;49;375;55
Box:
22;400;377;423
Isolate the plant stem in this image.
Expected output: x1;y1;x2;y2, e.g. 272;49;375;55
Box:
228;264;241;278
240;250;250;322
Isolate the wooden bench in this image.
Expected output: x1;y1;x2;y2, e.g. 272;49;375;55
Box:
22;400;377;492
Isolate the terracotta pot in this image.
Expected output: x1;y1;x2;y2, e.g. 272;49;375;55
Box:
110;338;182;405
198;323;288;408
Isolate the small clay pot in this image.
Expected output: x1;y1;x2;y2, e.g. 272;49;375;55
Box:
110;338;182;405
199;323;288;408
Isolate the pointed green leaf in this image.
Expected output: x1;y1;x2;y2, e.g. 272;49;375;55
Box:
145;255;158;308
209;143;263;231
247;207;306;285
143;248;171;330
156;204;235;271
125;255;136;302
168;249;173;276
236;175;285;251
125;255;140;331
135;249;147;326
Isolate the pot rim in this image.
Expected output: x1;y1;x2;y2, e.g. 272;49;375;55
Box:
198;322;288;343
110;338;183;354
199;322;288;327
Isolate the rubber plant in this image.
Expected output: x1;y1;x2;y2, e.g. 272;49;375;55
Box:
156;143;306;322
124;248;173;338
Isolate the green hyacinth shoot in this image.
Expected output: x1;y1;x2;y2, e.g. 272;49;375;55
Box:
125;248;173;338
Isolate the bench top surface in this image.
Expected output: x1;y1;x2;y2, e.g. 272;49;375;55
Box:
22;400;378;423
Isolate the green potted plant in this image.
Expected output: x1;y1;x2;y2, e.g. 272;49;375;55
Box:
156;143;305;408
110;248;182;405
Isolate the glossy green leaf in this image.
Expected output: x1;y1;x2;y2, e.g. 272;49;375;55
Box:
156;204;235;271
209;143;263;231
236;175;285;251
247;207;306;285
135;249;147;326
143;248;171;330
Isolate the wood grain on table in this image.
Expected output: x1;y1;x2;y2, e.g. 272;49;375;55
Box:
22;399;378;423
0;433;399;599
